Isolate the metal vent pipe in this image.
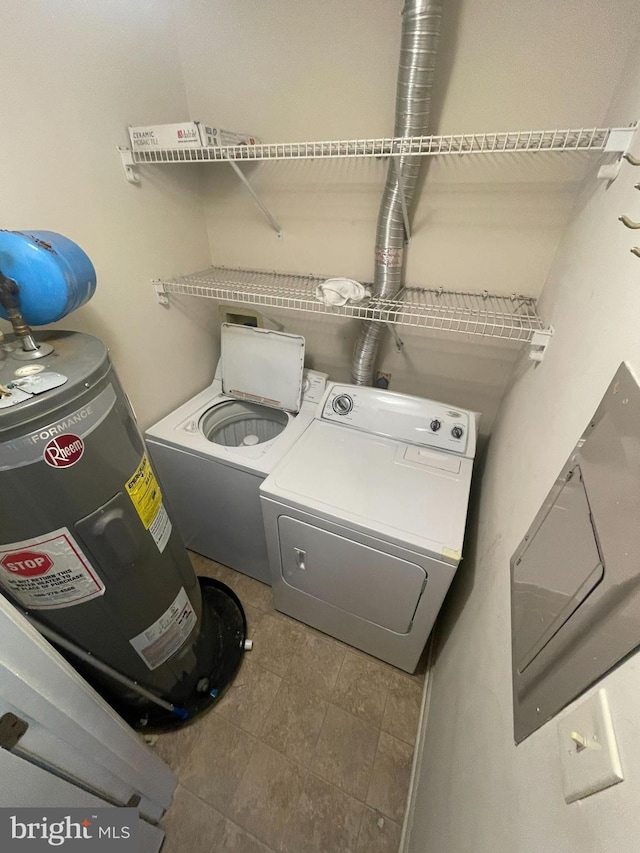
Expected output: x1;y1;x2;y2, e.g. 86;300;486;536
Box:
351;0;442;385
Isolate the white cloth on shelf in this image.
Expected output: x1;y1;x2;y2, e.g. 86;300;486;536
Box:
314;278;370;306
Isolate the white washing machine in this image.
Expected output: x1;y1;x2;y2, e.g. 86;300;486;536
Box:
145;324;328;584
260;383;479;672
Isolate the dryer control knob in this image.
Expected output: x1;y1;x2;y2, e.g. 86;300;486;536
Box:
451;425;464;439
332;394;354;415
430;419;441;432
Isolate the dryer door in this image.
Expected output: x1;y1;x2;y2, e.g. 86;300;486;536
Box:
277;516;426;633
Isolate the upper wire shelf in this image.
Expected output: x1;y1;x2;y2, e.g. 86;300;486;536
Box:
130;126;632;164
154;267;549;354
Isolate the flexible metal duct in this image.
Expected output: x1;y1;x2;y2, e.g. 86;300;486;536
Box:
351;0;442;385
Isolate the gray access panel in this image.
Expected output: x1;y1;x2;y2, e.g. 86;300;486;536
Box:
511;362;640;743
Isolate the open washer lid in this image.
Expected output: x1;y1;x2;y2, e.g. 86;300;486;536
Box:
220;324;305;413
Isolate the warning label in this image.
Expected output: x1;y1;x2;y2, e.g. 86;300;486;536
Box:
125;454;171;552
129;587;197;670
126;454;162;527
0;528;105;610
149;502;171;553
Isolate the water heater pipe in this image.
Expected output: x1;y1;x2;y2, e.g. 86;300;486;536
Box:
0;269;38;352
28;614;190;720
351;0;442;385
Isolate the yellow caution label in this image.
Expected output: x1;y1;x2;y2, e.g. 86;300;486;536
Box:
125;453;163;530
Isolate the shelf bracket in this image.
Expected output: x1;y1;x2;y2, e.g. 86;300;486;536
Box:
118;147;140;185
597;125;638;182
391;156;411;243
225;160;282;238
385;322;405;352
528;327;554;363
153;281;169;306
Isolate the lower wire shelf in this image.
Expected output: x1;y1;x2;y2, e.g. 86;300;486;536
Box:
154;266;552;357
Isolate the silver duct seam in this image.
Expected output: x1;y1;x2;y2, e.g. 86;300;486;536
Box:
351;0;442;385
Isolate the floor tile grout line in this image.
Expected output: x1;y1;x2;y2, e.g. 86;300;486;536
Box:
284;628;347;696
305;765;369;807
279;616;310;682
166;782;227;819
287;766;404;851
363;726;384;815
327;644;349;706
254;673;329;749
225;743;309;846
303;684;332;771
329;647;394;721
178;716;260;819
213;658;283;738
378;669;396;740
211;817;276;853
162;724;209;782
251;610;309;681
353;795;367;852
364;729;416;826
230;806;289;853
280;766;311;853
380;672;423;747
320;682;390;734
307;706;381;806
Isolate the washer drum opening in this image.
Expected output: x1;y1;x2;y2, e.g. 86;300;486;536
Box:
200;400;289;447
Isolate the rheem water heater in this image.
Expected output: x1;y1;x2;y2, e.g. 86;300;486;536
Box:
0;231;245;729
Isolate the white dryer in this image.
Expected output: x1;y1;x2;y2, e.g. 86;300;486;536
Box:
145;324;328;584
260;383;478;672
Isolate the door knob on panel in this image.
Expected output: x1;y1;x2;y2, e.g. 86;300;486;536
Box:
294;548;307;570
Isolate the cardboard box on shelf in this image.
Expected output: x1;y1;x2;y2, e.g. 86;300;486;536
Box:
128;122;259;151
200;126;259;147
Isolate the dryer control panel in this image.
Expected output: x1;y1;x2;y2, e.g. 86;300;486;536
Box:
320;384;477;458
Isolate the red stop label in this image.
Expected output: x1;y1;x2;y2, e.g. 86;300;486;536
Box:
0;550;53;577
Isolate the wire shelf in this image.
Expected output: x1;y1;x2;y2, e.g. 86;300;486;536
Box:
156;267;545;343
131;126;626;164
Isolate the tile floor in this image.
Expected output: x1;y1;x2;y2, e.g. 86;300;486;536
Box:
154;552;425;853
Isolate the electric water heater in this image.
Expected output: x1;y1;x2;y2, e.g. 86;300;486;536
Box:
0;231;244;729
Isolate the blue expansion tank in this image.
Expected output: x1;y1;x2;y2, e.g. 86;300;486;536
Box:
0;230;96;326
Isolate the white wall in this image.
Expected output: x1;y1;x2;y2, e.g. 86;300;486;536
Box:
0;0;217;429
1;1;635;430
177;0;636;434
407;22;640;853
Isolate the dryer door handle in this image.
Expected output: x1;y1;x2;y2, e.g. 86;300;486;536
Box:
294;548;307;571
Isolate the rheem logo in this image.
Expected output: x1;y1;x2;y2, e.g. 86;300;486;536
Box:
0;550;53;577
43;434;84;468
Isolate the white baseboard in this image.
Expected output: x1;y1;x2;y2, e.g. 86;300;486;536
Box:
399;629;437;853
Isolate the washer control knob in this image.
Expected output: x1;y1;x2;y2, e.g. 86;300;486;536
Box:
332;394;354;415
430;419;442;432
451;425;464;439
